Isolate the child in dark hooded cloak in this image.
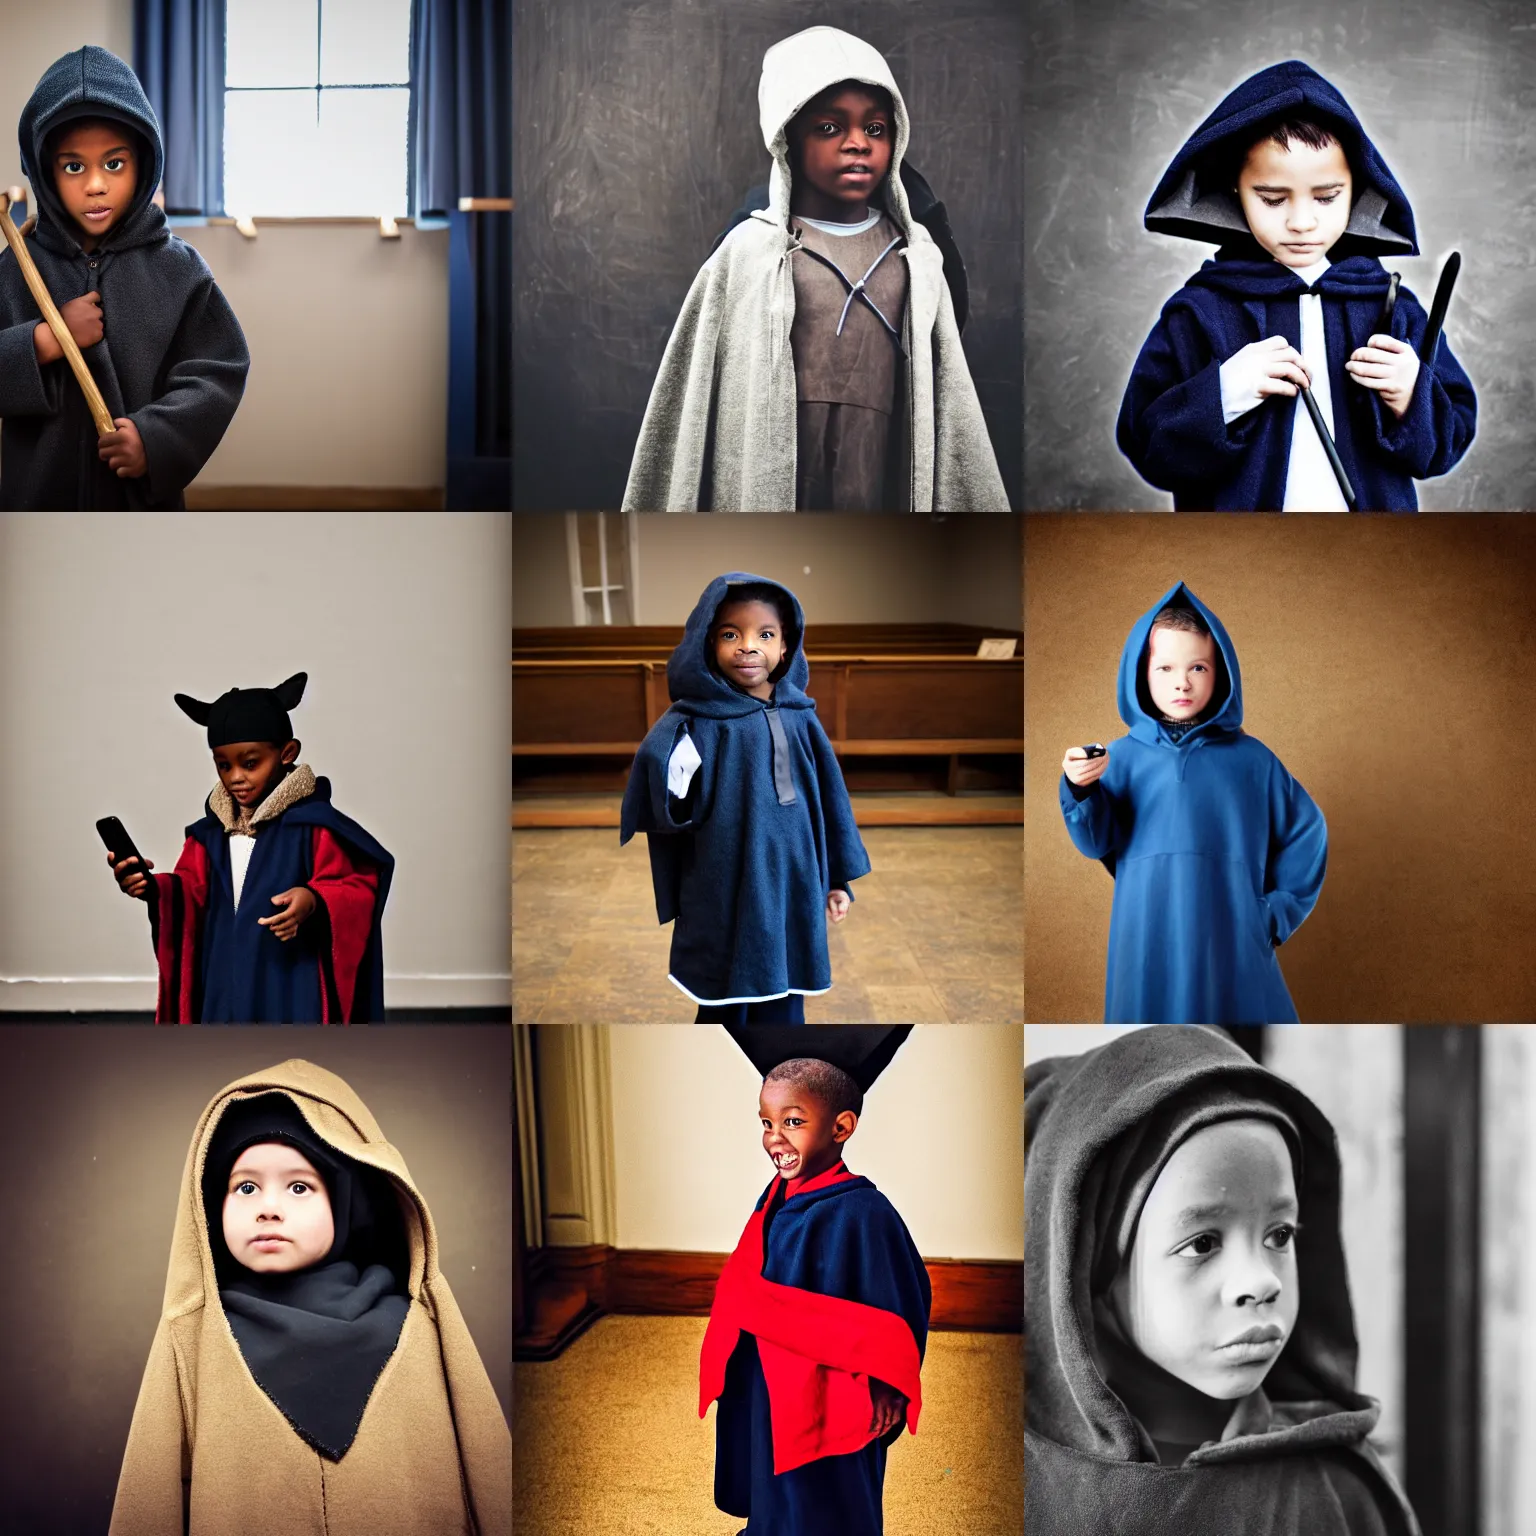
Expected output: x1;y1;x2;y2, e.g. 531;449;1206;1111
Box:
620;573;870;1022
1060;583;1326;1024
1117;60;1475;511
0;45;249;510
109;1059;511;1536
623;25;1007;512
1025;1024;1419;1536
107;671;393;1023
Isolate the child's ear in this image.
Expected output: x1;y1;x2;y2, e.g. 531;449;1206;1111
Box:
281;739;300;764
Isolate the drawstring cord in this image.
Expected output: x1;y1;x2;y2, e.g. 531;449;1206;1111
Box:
796;236;907;351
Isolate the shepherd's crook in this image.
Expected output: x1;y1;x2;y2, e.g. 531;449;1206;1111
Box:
0;187;116;437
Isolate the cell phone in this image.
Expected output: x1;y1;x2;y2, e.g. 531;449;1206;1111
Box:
1079;743;1107;759
96;816;153;884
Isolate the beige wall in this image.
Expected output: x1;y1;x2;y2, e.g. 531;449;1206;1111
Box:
608;1023;1024;1261
2;3;449;492
512;514;1024;631
0;512;511;1010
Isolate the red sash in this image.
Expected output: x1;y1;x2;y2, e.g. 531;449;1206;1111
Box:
699;1164;924;1474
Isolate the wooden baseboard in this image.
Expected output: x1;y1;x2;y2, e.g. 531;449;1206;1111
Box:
515;1244;1020;1360
184;485;446;510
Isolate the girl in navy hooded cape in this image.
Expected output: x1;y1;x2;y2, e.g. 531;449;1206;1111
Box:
619;573;871;1021
136;673;394;1023
1026;1025;1420;1535
1059;583;1326;1024
1116;60;1475;511
0;45;249;509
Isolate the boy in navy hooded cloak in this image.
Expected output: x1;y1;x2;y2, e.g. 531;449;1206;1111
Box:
1117;60;1474;511
620;573;870;1023
1026;1024;1420;1535
108;672;394;1023
0;45;249;509
1060;584;1326;1024
702;1026;931;1535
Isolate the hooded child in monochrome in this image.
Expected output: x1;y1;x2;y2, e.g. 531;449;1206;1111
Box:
108;1059;512;1536
1025;1024;1419;1536
1117;60;1475;511
0;45;249;509
1060;583;1326;1024
620;574;870;1023
702;1026;931;1536
622;25;1007;512
108;672;394;1023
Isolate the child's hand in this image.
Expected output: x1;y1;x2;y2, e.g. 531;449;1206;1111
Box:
826;889;851;924
107;850;154;900
1062;746;1108;787
1346;333;1420;418
99;418;148;478
1224;335;1311;400
258;886;317;941
868;1378;906;1437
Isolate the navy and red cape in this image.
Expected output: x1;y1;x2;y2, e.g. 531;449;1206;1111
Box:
700;1161;931;1534
145;778;392;1023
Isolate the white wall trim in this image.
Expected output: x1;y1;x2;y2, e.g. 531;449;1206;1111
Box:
533;1024;617;1249
514;1023;542;1250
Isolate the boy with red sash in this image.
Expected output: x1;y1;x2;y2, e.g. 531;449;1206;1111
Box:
700;1027;931;1534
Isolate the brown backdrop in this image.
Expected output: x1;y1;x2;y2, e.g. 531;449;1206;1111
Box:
1024;515;1536;1023
0;1025;511;1536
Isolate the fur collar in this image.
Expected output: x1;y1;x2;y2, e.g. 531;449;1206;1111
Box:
209;762;317;836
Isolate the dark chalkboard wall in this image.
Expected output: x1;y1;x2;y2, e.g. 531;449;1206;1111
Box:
1024;0;1536;510
513;0;1024;511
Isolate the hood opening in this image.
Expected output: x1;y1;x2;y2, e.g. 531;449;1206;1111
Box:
706;578;803;689
666;571;813;716
1119;582;1244;742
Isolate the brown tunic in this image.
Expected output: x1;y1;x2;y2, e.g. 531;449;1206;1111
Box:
789;212;909;511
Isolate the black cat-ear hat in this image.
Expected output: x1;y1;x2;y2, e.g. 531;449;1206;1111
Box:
175;672;308;749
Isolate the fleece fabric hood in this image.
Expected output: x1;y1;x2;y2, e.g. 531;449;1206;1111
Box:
108;1059;511;1536
665;571;812;717
1118;581;1242;746
1024;1026;1420;1535
1144;60;1416;257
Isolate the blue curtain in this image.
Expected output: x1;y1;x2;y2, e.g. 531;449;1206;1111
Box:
134;0;226;216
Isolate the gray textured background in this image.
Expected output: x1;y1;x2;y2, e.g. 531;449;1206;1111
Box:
1024;0;1536;510
514;0;1024;510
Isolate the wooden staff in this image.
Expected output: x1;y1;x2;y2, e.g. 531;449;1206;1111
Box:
0;187;116;437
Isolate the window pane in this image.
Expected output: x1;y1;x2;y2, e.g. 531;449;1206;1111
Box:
224;90;322;216
320;0;411;85
316;88;410;216
226;0;319;88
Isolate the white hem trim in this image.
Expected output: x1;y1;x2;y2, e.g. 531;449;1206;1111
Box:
667;975;832;1005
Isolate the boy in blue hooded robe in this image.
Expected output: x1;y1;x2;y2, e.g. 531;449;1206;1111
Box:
0;45;249;509
620;573;871;1023
1059;584;1326;1024
1117;60;1475;512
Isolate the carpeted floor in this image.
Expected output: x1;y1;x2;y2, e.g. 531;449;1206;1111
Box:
512;826;1023;1024
513;1315;1023;1535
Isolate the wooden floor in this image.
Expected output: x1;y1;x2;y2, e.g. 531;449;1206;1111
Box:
513;826;1022;1024
513;791;1023;829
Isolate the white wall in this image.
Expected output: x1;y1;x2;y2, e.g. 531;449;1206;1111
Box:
609;1023;1023;1261
0;512;511;1010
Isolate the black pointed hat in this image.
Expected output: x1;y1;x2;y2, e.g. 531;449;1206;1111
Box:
724;1025;913;1092
175;672;307;749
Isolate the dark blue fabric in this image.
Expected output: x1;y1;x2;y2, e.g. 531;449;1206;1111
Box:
695;995;806;1025
1118;61;1475;511
132;0;225;215
0;46;249;509
1058;583;1327;1024
620;573;871;1005
187;779;394;1023
409;0;509;216
716;1175;931;1535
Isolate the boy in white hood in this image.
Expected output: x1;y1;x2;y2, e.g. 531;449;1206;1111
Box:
623;26;1008;512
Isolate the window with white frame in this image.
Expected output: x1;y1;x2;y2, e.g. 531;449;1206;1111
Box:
224;0;413;218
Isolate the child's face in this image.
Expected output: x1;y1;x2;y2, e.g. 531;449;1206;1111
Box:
759;1077;854;1184
214;739;298;809
712;600;786;701
1111;1119;1300;1402
222;1141;335;1273
1146;627;1217;721
789;84;893;214
1237;135;1352;269
51;122;139;248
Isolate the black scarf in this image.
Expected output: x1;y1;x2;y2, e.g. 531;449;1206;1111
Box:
202;1094;410;1460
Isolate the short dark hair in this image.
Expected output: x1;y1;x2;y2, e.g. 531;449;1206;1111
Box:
1203;114;1355;197
764;1057;863;1119
1149;606;1210;638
